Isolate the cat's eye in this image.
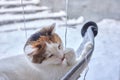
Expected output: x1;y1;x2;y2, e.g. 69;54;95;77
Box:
36;45;42;49
48;54;53;58
58;44;61;49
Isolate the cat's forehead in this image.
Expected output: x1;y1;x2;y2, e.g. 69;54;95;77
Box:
29;34;62;49
30;36;50;48
45;43;58;53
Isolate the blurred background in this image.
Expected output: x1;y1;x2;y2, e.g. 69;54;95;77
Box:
0;0;120;80
41;0;120;21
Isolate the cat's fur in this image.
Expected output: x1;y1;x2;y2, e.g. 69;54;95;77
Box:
0;24;76;80
0;48;76;80
0;24;92;80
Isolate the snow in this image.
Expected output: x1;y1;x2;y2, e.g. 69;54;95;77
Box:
79;19;120;80
0;6;49;13
0;0;39;5
60;16;84;26
0;11;65;22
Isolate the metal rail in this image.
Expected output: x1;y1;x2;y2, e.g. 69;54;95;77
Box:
61;21;98;80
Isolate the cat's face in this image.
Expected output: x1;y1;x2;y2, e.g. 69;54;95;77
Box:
24;24;64;65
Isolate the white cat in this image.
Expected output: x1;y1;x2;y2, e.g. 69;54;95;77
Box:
0;26;76;80
0;24;92;80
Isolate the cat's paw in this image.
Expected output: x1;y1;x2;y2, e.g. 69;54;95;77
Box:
64;48;76;65
80;42;93;58
85;42;93;51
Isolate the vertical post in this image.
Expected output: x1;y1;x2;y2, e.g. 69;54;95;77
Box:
65;0;69;48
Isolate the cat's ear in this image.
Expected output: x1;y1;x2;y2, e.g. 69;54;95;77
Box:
48;23;56;35
28;49;46;63
50;23;56;29
27;43;46;64
32;50;46;63
39;23;56;36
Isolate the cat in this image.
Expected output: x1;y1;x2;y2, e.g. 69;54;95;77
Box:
0;24;92;80
0;24;76;80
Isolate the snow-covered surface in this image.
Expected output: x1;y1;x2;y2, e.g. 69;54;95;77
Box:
94;20;120;80
0;11;65;22
60;16;84;26
0;0;39;5
0;6;49;13
79;19;120;80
